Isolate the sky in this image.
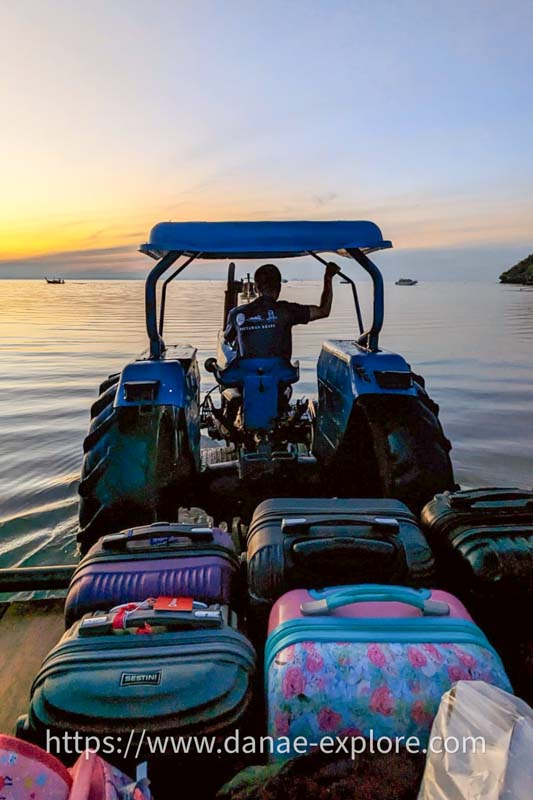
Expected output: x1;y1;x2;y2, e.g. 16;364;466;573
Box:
0;0;532;280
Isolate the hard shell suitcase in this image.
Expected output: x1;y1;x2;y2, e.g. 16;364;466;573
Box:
19;600;256;751
65;522;240;627
421;487;533;703
265;584;512;759
420;488;533;599
247;498;435;633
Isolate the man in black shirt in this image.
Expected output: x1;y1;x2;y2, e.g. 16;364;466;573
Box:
224;261;340;360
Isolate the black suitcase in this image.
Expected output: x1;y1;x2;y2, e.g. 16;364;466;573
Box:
18;601;256;752
421;487;533;704
246;497;435;636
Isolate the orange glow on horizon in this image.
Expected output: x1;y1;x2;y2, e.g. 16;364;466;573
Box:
2;205;531;263
1;179;532;263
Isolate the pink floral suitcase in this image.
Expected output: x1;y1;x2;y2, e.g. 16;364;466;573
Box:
265;584;512;758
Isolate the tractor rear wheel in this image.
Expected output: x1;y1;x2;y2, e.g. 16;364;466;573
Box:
363;394;456;512
327;392;456;513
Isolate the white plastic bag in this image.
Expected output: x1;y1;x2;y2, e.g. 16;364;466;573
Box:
418;680;533;800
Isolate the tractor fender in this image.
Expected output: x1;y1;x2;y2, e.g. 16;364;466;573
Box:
114;359;188;408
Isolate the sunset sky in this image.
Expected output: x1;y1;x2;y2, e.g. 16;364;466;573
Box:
1;0;532;279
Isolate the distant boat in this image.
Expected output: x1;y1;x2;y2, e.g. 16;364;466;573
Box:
45;277;65;284
395;278;418;286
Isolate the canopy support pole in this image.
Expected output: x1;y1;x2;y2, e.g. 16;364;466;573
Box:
346;247;384;351
145;251;182;359
158;253;200;337
307;251;364;338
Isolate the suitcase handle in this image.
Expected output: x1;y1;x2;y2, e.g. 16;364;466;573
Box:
300;584;449;617
281;517;400;534
292;537;397;560
101;523;215;549
449;489;533;509
79;607;224;635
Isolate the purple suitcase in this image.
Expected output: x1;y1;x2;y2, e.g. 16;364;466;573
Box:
65;522;240;627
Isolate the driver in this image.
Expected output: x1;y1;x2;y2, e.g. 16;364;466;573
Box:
224;261;340;360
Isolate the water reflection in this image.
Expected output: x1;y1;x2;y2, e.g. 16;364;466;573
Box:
0;278;531;566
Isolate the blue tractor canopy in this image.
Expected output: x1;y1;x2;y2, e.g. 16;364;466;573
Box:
140;220;392;260
140;220;393;356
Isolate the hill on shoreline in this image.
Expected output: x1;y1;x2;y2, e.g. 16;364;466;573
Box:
499;254;533;284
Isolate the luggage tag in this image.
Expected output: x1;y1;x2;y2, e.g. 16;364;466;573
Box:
153;596;196;611
143;532;212;549
79;614;114;635
152;597;223;627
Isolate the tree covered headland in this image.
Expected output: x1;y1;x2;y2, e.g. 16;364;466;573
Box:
499;254;533;284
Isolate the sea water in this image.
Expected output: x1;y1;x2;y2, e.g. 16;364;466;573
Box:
0;279;531;566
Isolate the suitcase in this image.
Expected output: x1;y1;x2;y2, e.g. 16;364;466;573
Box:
247;498;435;636
421;488;533;599
0;734;72;800
18;599;256;752
65;522;241;627
0;735;140;800
421;487;533;703
265;584;512;758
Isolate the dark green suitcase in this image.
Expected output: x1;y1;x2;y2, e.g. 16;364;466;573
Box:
421;488;533;599
421;487;533;703
18;602;256;748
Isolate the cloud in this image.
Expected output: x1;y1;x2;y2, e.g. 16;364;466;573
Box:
82;228;146;244
313;192;339;207
0;242;231;280
0;244;145;279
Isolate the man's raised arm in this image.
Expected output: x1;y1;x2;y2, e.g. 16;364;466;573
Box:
308;262;341;321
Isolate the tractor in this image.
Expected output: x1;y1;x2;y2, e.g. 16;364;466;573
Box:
78;221;455;550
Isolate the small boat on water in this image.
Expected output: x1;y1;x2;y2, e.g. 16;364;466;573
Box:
45;277;65;284
395;278;418;286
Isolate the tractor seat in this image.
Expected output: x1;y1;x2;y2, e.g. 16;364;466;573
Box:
215;357;299;390
206;357;299;431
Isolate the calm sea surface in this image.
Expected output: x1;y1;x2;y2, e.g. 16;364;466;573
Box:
0;278;532;568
